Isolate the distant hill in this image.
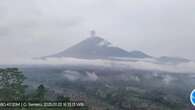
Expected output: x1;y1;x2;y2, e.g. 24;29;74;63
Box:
156;56;190;64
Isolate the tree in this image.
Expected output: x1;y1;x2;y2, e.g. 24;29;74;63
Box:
0;68;27;101
34;84;47;101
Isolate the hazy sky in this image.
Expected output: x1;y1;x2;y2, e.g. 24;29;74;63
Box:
0;0;195;61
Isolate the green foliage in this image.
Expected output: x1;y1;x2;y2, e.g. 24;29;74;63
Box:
0;68;27;101
0;68;87;110
34;84;47;101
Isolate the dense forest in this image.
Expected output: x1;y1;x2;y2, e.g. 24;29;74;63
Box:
0;66;195;110
0;68;87;110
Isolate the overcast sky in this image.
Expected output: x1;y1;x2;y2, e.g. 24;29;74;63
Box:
0;0;195;62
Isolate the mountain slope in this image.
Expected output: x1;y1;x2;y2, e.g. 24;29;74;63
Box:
128;50;152;58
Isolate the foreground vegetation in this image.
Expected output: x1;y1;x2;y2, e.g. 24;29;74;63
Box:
1;66;195;110
0;68;87;110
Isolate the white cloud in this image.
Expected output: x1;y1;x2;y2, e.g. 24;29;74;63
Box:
63;70;98;81
86;72;98;81
0;0;195;60
1;57;195;73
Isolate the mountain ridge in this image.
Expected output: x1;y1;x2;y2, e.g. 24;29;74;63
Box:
42;34;191;64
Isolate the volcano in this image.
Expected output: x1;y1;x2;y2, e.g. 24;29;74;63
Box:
43;31;151;59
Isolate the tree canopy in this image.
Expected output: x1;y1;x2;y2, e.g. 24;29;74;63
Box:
0;68;27;101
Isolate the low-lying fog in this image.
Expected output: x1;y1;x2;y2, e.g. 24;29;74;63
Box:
1;57;195;73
